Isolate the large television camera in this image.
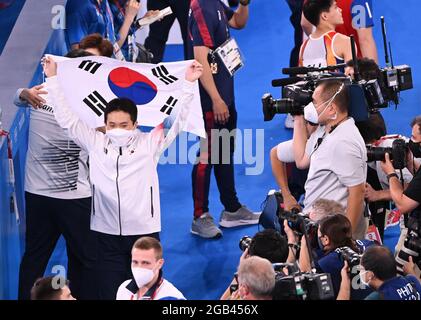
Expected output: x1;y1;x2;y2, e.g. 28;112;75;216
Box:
262;70;350;121
262;17;413;123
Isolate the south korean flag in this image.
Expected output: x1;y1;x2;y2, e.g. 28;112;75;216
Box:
49;55;206;138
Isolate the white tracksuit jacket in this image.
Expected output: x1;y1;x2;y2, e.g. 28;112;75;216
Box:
46;76;195;236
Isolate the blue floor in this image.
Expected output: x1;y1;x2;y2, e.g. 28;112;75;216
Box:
9;0;421;300
0;0;26;55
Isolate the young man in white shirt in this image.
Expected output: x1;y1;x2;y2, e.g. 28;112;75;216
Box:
116;236;185;300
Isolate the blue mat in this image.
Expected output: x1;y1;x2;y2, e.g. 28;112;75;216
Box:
26;0;421;300
0;0;26;56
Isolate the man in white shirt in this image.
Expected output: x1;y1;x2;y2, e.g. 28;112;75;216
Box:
116;236;185;300
43;57;202;299
293;79;367;239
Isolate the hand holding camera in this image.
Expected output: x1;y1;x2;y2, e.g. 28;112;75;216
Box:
380;152;396;176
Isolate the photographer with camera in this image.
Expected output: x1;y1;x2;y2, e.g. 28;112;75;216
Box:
234;256;276;300
291;214;374;299
380;116;421;275
338;246;421;300
269;58;379;216
380;116;421;216
293;79;368;239
356;112;414;241
220;229;289;299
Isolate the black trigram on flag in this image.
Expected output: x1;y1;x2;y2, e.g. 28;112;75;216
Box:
151;65;178;85
160;96;178;115
83;91;108;116
78;60;103;74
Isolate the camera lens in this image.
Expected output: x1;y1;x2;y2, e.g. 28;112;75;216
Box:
239;236;252;251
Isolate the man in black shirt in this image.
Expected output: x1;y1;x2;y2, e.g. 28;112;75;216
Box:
381;116;421;214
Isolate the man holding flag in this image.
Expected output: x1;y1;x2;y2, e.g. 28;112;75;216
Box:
43;57;203;299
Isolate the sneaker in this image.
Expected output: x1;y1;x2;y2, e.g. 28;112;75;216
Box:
219;206;261;228
191;213;223;239
284;114;294;129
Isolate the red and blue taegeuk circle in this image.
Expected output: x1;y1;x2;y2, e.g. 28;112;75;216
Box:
108;67;157;105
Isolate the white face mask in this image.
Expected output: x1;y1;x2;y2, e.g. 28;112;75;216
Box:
360;270;372;287
304;102;320;124
131;267;155;288
304;99;336;124
106;128;135;147
304;84;344;124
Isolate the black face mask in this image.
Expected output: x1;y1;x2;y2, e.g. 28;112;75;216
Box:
408;140;421;158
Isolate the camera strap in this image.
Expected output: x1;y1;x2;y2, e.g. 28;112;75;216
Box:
372;135;401;147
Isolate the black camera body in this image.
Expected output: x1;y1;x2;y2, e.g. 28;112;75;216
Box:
258;191;319;248
336;246;362;271
366;138;408;170
239;236;252;251
262;72;346;122
273;270;334;300
381;65;413;105
360;78;387;109
279;208;317;234
262;59;413;123
262;94;303;121
279;208;319;249
396;211;421;274
273;262;300;275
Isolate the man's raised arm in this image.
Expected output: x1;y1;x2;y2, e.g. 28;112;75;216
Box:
43;56;103;151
